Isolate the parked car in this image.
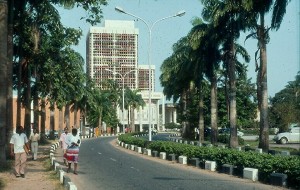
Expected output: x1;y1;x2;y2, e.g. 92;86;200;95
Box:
204;127;211;137
145;128;157;134
273;127;300;144
45;130;59;139
218;128;244;137
152;128;158;134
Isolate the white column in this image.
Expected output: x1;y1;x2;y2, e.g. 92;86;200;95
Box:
169;108;172;123
162;96;165;131
156;100;160;130
139;108;143;132
173;109;177;123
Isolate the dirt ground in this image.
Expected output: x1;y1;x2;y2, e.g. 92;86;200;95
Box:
0;143;64;190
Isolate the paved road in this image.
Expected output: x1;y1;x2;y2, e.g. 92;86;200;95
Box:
59;137;284;190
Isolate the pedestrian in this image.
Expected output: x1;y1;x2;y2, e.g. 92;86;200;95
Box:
195;128;199;139
59;127;69;166
29;128;40;160
65;128;81;175
10;125;30;178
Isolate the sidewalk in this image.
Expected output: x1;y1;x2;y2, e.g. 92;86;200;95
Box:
0;143;63;190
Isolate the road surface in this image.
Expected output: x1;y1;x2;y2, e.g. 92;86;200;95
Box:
59;136;284;190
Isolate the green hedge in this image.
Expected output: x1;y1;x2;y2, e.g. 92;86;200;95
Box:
118;134;300;189
218;134;245;145
118;133;149;148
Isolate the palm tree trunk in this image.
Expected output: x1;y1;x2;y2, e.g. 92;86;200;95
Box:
181;90;187;138
6;0;14;150
24;65;31;138
40;98;47;143
50;102;55;139
198;82;204;144
210;75;218;145
0;0;8;163
33;93;39;130
32;25;40;132
229;41;238;148
16;1;26;127
130;106;135;132
258;12;269;152
16;59;25;127
64;103;70;129
74;104;78;128
59;109;63;133
33;68;40;131
98;114;102;136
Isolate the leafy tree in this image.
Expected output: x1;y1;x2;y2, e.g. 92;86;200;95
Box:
0;0;109;161
269;72;300;131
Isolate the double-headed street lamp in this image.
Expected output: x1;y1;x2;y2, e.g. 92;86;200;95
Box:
115;6;185;141
105;69;136;133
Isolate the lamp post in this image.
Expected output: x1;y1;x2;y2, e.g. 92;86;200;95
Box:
115;6;185;141
105;69;136;133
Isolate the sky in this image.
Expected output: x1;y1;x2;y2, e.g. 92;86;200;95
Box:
57;0;300;98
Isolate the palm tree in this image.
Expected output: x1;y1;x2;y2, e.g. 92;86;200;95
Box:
188;18;208;144
6;0;14;148
0;0;8;163
201;0;254;147
124;88;145;132
244;0;292;151
160;36;196;138
190;20;222;145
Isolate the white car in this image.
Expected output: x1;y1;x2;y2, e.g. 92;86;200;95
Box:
273;127;300;144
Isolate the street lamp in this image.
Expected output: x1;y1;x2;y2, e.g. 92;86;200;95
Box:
115;6;185;141
105;69;136;133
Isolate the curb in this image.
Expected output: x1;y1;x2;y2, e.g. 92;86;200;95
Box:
49;135;120;189
50;141;78;190
117;136;289;188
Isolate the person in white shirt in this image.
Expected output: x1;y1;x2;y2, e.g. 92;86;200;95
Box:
59;127;69;165
10;126;30;178
29;128;40;160
65;128;81;175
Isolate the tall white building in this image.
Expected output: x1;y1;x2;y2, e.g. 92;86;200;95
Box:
86;20;165;132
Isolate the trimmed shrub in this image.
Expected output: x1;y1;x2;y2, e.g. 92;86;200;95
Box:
118;134;300;189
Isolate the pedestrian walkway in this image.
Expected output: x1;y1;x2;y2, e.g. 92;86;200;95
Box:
0;143;63;190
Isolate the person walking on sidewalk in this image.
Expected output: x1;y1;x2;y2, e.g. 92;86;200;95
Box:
10;126;30;178
59;127;69;165
29;128;40;160
65;128;81;175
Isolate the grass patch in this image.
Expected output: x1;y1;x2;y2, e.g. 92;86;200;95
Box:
0;160;13;189
243;140;259;147
42;157;65;190
0;179;4;190
0;160;13;172
243;140;300;155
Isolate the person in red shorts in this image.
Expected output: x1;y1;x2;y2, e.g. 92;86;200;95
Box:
65;128;81;175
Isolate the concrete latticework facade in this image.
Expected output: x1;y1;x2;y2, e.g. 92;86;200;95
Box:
86;20;165;132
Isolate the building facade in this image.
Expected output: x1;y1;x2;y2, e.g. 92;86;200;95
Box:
86;20;165;132
12;96;81;135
